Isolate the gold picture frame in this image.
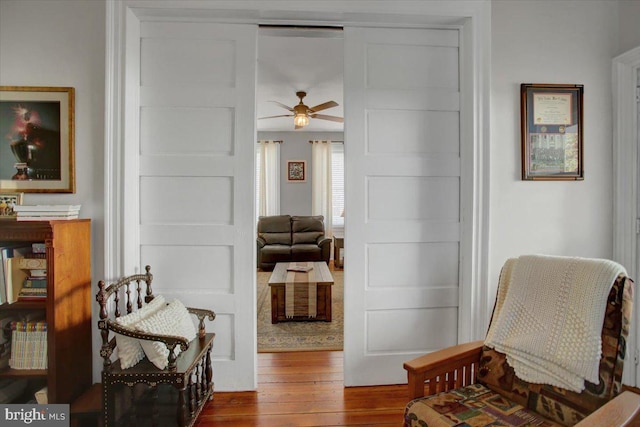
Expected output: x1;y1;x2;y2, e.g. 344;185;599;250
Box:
521;83;584;180
0;192;24;218
0;86;75;192
287;160;306;182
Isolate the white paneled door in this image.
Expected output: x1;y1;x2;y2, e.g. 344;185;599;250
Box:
133;22;257;391
344;27;463;385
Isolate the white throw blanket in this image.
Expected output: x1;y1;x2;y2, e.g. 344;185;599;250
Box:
485;255;626;392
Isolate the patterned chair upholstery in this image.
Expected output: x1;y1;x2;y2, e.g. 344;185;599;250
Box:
403;265;636;427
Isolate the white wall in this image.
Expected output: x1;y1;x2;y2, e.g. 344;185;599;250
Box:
258;131;343;215
0;0;105;381
489;1;624;299
618;0;640;55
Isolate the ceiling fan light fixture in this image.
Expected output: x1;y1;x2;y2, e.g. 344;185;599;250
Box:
294;113;309;127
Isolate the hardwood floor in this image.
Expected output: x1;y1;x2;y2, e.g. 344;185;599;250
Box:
196;351;407;426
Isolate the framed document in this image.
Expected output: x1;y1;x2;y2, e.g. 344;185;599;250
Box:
521;84;584;180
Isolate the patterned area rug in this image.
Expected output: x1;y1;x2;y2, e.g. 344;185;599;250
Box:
257;269;343;352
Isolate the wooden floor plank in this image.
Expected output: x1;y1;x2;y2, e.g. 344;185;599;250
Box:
196;351;407;426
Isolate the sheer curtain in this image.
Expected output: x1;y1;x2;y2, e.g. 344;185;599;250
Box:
311;140;333;238
257;140;280;217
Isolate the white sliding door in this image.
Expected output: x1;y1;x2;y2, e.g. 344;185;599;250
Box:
127;20;257;391
344;27;463;385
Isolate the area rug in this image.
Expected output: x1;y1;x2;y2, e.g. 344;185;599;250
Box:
257;269;343;352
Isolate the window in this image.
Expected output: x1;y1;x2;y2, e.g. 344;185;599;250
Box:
331;143;344;229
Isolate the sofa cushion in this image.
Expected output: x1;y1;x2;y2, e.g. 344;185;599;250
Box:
260;244;292;263
404;383;561;427
258;215;292;245
477;275;632;426
291;244;322;261
293;232;324;245
291;216;324;244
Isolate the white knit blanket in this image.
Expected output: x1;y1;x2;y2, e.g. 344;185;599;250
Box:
485;255;626;392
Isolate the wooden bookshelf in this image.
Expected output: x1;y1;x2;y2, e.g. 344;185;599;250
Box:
0;219;92;404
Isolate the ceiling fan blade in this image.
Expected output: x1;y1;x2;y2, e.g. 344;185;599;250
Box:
258;114;293;120
311;114;344;123
308;100;338;113
269;101;295;112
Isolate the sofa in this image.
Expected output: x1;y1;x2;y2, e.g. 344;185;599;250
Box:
257;215;331;270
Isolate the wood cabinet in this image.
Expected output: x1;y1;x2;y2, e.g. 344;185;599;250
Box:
0;219;92;404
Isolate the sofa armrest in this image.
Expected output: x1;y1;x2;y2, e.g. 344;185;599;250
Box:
403;340;484;400
317;236;331;247
575;391;640;426
257;237;266;248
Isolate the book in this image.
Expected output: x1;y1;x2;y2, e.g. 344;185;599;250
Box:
18;287;47;294
17;258;46;270
26;269;47;278
286;265;314;272
16;215;79;221
9;321;48;369
13;205;81;213
23;278;47;288
2;246;31;304
31;243;46;254
5;257;29;304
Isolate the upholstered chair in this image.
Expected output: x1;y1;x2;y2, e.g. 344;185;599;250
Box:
403;256;639;427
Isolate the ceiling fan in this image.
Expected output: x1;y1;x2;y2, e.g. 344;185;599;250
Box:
259;91;344;129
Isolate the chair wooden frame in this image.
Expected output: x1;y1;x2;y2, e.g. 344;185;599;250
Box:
97;266;216;427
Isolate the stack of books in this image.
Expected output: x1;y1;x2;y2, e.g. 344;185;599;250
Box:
13;205;81;221
9;320;47;370
18;257;47;301
1;244;47;304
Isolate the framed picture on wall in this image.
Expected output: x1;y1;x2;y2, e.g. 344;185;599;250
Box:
521;83;584;181
287;160;306;182
0;86;76;193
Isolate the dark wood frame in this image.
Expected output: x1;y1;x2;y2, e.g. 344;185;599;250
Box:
521;84;584;180
287;160;306;182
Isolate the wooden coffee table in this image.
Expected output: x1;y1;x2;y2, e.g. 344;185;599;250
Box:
268;262;334;323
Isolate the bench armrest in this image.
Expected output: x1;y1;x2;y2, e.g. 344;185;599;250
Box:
106;321;190;370
187;307;216;337
403;340;484;399
575;391;640;427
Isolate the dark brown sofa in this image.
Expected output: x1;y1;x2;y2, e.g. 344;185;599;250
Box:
256;215;331;270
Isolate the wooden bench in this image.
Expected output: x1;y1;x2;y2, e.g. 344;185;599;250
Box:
96;266;216;427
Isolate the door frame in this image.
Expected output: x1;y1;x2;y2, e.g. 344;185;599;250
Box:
105;0;491;390
613;46;640;386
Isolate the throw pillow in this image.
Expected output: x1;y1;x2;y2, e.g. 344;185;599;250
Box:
134;299;196;370
114;295;166;369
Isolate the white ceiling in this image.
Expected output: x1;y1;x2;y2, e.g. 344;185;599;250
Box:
257;28;344;132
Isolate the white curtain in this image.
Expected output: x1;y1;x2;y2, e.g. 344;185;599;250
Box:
311;140;333;238
258;140;280;217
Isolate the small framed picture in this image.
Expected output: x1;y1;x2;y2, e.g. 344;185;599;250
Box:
521;83;584;180
287;160;306;182
0;192;24;218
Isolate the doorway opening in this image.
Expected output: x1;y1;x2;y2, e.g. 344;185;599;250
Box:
255;26;345;354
